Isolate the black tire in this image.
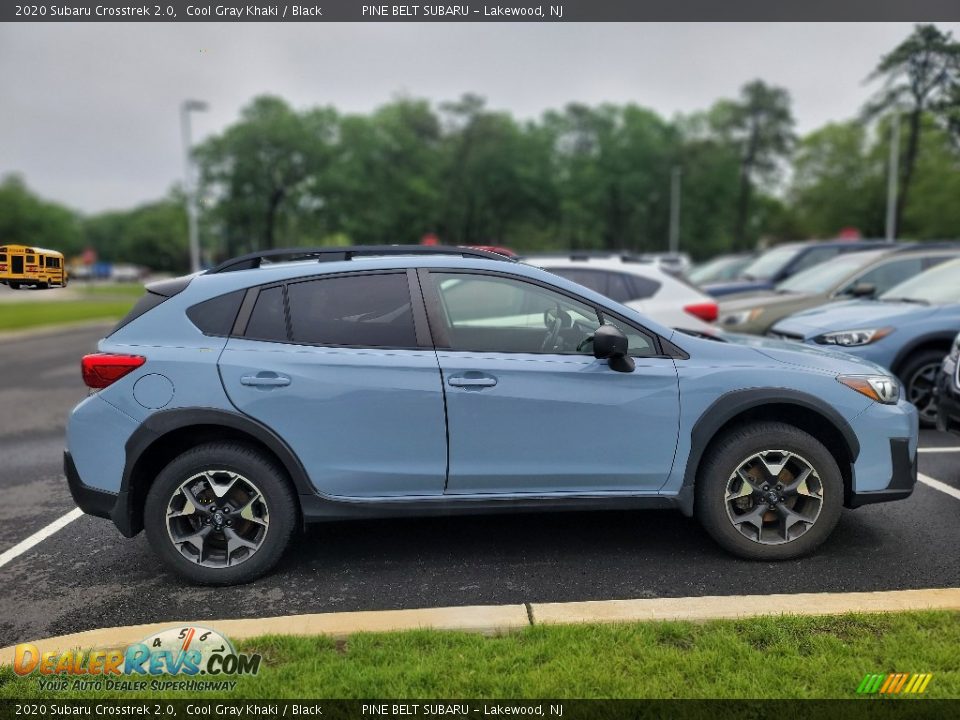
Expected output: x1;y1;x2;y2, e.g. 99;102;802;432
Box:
144;442;298;585
695;422;843;561
9;282;19;290
37;282;49;290
899;349;945;428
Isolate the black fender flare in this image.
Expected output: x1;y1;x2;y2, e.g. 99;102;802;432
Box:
675;388;861;516
890;331;957;376
118;408;315;535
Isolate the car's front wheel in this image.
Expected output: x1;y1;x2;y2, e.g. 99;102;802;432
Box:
695;422;843;560
144;442;298;585
900;349;944;428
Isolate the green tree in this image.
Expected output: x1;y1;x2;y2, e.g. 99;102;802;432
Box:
83;193;188;273
709;80;796;248
0;175;83;256
195;96;337;256
789;122;886;238
863;24;960;237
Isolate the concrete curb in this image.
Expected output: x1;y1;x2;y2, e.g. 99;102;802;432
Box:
531;587;960;625
2;587;959;666
0;320;114;343
0;604;530;665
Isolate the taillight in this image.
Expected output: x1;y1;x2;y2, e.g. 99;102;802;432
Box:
81;353;146;389
684;301;719;323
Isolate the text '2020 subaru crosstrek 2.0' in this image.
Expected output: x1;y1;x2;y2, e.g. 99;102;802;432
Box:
66;246;919;585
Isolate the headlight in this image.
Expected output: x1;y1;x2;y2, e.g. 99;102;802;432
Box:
837;374;900;404
814;327;893;347
721;308;764;326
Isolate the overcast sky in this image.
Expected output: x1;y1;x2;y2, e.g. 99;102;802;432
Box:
2;22;958;213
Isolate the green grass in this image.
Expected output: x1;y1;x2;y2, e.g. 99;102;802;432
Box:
1;611;957;699
0;299;133;331
73;282;146;299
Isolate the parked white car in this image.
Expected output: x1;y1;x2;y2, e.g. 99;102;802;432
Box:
528;254;718;331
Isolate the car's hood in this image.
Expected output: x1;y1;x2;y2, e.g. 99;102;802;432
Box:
722;332;890;375
702;279;773;297
771;300;939;338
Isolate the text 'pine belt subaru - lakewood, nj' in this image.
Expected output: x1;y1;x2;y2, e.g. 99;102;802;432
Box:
66;246;919;585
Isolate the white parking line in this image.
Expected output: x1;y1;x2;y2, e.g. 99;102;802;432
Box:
0;508;83;570
918;473;960;502
917;447;960;453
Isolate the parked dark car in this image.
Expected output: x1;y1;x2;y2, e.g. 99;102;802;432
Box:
935;331;960;436
703;240;895;298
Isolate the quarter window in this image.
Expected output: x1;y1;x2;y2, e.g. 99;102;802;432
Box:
245;286;288;342
430;272;600;354
286;273;417;348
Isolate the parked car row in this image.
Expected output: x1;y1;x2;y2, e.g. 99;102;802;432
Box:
521;240;960;429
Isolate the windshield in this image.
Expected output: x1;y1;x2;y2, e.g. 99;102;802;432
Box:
776;251;880;294
879;258;960;305
739;245;801;280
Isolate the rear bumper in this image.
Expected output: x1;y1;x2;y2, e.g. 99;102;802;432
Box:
846;438;917;508
65;450;137;537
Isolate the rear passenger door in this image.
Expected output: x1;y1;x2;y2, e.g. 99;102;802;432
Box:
219;270;448;499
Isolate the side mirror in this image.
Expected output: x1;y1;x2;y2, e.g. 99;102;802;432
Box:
848;282;877;298
592;324;635;373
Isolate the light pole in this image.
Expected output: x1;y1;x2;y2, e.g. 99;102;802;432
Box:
885;113;900;242
180;99;208;273
668;166;682;254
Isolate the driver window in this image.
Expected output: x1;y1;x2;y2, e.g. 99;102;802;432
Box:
431;272;599;354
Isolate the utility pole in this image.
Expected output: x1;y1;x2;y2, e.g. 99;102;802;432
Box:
180;99;209;273
885;113;900;242
668;166;682;254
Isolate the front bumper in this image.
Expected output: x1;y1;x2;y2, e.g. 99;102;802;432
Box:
65;451;137;537
846;438;917;507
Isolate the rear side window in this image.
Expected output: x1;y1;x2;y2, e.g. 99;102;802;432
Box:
245;286;288;342
547;267;660;303
187;290;245;336
286;273;416;347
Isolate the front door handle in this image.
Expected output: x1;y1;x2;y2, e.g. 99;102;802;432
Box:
240;372;291;388
448;373;497;389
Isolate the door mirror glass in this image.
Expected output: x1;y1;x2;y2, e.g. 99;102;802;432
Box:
592;324;635;373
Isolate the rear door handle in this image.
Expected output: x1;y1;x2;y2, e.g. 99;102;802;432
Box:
448;373;497;389
240;372;291;388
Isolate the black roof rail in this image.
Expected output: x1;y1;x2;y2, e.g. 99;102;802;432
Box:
206;245;514;274
890;240;960;253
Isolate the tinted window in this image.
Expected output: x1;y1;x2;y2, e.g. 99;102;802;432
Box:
546;267;659;303
245;286;288;342
432;272;599;354
789;247;840;274
845;257;924;296
287;273;416;347
187;290;245;336
26;255;35;263
0;254;6;262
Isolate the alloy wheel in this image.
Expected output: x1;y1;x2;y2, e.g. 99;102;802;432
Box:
724;450;823;545
165;470;269;568
906;362;940;424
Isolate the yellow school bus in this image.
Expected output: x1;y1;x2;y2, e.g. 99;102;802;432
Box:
0;244;68;289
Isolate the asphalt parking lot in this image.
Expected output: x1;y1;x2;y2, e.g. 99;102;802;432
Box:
0;323;958;648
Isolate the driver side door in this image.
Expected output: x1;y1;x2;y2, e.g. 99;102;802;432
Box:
422;270;681;495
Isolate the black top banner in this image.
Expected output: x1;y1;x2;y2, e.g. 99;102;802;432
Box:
4;0;960;22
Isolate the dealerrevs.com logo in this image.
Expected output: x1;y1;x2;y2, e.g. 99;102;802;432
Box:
13;626;261;692
856;672;934;695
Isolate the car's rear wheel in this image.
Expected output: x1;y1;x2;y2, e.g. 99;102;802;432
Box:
695;422;843;560
900;350;944;428
144;442;298;585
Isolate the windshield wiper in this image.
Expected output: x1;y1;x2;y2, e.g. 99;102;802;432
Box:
881;297;930;305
